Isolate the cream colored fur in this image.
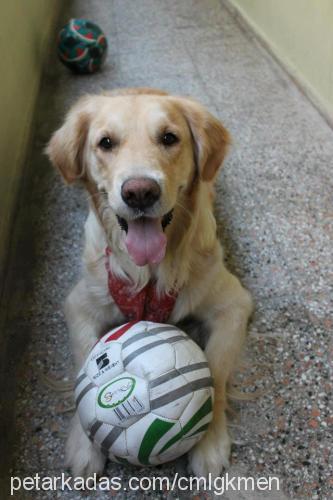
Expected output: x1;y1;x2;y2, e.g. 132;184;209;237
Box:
47;87;253;478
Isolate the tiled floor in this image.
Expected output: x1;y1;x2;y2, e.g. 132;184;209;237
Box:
3;1;332;498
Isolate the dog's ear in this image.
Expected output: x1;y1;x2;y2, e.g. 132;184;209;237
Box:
174;97;231;182
46;96;94;183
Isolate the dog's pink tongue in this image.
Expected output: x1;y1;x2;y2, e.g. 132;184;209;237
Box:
125;218;167;266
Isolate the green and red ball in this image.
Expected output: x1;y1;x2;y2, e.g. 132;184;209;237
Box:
57;18;107;74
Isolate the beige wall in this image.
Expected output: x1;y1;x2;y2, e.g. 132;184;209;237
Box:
0;1;60;278
229;0;333;121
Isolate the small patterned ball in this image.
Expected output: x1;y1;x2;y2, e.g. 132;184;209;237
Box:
57;19;107;74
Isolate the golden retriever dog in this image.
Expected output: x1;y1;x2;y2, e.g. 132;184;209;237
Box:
47;88;253;478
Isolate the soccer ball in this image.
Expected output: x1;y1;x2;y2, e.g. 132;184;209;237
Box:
75;321;214;466
57;19;107;74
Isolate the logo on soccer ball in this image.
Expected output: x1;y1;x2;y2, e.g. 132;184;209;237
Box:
96;352;109;370
97;376;136;408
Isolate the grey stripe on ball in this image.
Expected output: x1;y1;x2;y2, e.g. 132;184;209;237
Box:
89;420;103;439
101;426;123;451
149;362;209;389
74;372;87;391
150;377;214;410
123;335;189;367
76;382;95;407
122;325;180;349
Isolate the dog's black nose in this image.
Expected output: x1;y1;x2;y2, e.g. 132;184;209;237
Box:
121;177;161;210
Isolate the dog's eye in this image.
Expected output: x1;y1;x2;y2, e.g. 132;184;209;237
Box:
161;132;179;146
99;137;113;150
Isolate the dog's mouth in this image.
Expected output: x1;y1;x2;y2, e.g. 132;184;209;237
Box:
116;210;173;267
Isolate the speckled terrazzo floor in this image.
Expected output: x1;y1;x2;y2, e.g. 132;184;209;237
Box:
1;0;332;498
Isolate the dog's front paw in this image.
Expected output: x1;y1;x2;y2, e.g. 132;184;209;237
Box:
65;413;105;478
188;426;231;478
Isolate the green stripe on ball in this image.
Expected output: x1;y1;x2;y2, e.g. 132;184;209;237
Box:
159;396;213;454
138;419;175;465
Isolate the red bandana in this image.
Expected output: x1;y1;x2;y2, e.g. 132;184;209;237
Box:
105;247;178;322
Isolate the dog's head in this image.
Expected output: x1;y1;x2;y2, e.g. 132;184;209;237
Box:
47;88;230;266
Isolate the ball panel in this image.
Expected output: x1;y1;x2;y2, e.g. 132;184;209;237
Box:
149;370;188;399
105;427;127;457
120;322;186;366
120;323;179;353
149;371;193;420
178;364;212;385
76;384;98;431
85;339;120;364
90;421;128;457
154;390;213;462
123;341;176;379
148;417;183;465
142;322;186;341
119;328;160;360
95;371;150;428
101;321;146;345
125;413;178;465
177;390;213;444
150;376;212;416
178;389;213;437
182;415;211;439
74;369;89;395
120;324;170;354
148;361;211;392
150;393;193;420
85;342;123;387
74;372;96;407
174;337;208;370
